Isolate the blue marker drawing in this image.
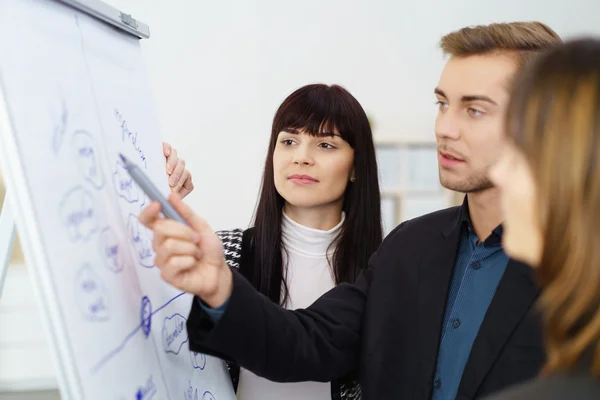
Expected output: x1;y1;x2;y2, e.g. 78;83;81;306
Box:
201;391;216;400
72;130;104;189
135;375;157;400
190;352;206;370
141;296;152;337
162;313;188;355
90;292;186;374
99;227;124;273
59;186;99;242
51;98;68;154
115;109;147;169
114;159;140;203
151;292;186;317
90;324;142;374
128;214;155;268
184;382;198;400
139;193;155;216
75;264;109;322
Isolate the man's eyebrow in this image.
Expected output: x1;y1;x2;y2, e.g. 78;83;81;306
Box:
434;88;498;106
434;87;447;98
461;95;498;106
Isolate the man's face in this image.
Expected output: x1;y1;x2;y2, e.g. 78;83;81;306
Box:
434;53;518;193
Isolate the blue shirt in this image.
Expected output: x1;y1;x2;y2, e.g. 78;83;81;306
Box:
199;297;228;320
432;221;508;400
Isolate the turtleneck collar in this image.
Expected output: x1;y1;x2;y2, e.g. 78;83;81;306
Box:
281;211;345;257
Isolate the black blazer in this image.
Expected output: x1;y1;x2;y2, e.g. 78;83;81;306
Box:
187;204;546;399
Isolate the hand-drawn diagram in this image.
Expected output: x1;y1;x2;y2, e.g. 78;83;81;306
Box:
98;227;125;273
51;97;68;154
128;214;155;268
139;193;157;217
72;129;104;189
162;313;188;355
140;192;150;210
202;391;216;400
190;352;206;370
115;108;147;169
75;264;109;321
141;296;152;337
185;382;199;400
91;292;188;375
135;374;157;400
114;159;140;203
59;186;99;242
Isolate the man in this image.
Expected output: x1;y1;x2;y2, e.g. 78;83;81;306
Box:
140;22;562;400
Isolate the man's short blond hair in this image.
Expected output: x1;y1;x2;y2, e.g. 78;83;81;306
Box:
440;21;562;67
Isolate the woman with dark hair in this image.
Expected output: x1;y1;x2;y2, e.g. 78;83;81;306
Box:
219;83;381;399
152;83;382;399
486;38;600;399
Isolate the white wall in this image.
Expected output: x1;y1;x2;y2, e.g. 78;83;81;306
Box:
3;0;600;391
103;0;600;232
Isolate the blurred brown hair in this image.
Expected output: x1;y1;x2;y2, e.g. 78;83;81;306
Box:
441;22;562;68
507;38;600;377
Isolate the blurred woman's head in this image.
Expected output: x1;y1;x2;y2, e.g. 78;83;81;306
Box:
490;38;600;375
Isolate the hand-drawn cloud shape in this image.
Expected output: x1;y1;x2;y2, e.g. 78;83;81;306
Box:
185;381;199;400
72;130;104;189
128;214;155;268
98;227;124;273
75;264;109;321
135;375;156;400
60;186;99;242
113;160;139;203
162;313;188;355
190;351;206;370
202;391;216;400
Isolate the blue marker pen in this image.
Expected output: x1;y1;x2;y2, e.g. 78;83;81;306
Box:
119;153;187;225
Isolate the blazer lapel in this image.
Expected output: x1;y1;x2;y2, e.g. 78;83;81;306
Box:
457;259;539;397
416;225;462;398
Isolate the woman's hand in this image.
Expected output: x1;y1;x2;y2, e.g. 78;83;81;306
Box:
163;142;194;199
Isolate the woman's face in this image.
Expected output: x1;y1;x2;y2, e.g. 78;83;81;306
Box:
273;129;354;215
489;141;543;267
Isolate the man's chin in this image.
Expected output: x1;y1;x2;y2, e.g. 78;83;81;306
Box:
439;177;494;193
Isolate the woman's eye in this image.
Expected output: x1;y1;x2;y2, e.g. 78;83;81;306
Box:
319;143;335;149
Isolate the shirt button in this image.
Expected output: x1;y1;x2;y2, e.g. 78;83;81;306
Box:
434;379;442;389
472;261;481;270
452;319;461;329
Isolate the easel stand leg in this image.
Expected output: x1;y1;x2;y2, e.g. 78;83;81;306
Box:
0;194;16;299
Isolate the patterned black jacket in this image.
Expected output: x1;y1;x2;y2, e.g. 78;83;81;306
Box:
216;228;362;400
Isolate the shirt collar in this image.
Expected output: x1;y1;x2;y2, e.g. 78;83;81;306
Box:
445;195;503;247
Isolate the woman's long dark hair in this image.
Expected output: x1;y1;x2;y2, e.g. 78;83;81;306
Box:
245;84;382;305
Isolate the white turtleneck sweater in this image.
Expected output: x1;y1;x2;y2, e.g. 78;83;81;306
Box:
236;211;345;400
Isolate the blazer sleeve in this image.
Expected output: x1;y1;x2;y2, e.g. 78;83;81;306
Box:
186;248;380;383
